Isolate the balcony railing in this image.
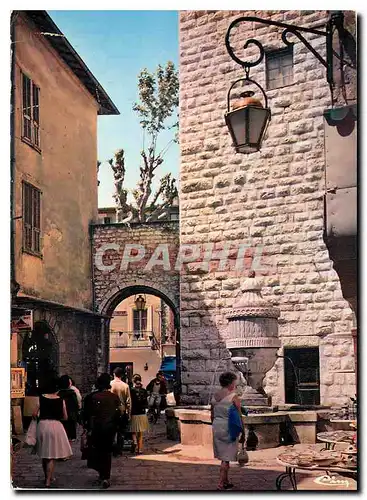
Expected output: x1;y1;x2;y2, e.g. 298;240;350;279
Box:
110;331;159;349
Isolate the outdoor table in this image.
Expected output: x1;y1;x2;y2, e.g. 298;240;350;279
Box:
317;431;355;451
276;458;356;491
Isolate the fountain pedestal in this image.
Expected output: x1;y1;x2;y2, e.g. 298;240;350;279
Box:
226;272;281;408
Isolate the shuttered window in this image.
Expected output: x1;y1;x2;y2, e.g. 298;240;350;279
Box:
22;73;40;148
23;182;41;255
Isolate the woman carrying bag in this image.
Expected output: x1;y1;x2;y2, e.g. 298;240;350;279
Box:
211;371;243;490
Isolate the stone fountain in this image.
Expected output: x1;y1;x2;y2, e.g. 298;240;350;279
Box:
166;272;330;451
226;271;281;408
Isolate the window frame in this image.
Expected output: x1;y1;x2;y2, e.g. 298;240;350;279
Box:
132;308;148;332
22;181;42;257
21;72;41;152
265;46;294;91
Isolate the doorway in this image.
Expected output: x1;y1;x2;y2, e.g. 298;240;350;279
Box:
109;362;134;385
284;347;320;405
22;320;58;395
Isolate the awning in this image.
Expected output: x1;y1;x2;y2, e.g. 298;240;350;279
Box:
160;356;176;379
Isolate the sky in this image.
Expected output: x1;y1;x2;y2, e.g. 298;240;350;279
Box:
48;10;179;208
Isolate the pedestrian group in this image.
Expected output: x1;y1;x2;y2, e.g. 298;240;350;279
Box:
27;369;169;489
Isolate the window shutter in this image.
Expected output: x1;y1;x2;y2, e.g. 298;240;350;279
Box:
32;83;40;147
33;189;41;253
22;74;32;140
141;309;148;331
22;182;41;254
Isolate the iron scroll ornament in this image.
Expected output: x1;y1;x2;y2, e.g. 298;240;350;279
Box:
224;15;334;88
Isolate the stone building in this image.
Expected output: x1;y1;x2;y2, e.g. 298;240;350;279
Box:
98;207;118;224
10;10;119;398
178;10;356;406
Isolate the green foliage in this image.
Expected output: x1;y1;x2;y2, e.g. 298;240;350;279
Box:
107;61;179;223
133;61;179;136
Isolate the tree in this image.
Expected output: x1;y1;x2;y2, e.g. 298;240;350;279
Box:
109;61;179;223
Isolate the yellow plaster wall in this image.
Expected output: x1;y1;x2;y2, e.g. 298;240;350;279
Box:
13;14;99;309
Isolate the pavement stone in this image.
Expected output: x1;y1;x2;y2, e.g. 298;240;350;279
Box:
11;418;357;491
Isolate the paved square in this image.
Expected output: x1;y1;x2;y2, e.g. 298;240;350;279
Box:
11;420;357;491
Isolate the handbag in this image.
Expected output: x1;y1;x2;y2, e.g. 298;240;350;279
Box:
237;440;249;467
228;403;243;442
25;419;37;447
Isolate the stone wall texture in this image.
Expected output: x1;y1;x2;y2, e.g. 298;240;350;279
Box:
179;10;356;406
29;308;102;395
92;222;180;315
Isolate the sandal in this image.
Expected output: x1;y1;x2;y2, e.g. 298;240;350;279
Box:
224;482;234;489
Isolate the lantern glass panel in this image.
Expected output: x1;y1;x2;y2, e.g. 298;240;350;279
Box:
248;107;270;144
228;107;248;147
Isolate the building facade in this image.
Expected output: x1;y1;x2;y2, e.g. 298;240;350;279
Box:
98;207;118;224
109;294;176;387
10;11;119;397
178;10;356;406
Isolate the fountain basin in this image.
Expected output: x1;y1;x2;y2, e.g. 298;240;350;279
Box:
166;407;211;445
166;407;332;450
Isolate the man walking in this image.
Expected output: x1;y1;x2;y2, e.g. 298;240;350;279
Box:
110;367;131;456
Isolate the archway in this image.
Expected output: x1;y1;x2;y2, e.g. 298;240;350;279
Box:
103;285;180;401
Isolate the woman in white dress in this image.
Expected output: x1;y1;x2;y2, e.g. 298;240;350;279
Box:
211;372;242;490
32;377;72;487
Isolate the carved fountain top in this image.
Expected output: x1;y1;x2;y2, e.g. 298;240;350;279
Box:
226;271;280;319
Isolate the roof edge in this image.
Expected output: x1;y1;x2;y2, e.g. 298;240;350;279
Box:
19;10;120;116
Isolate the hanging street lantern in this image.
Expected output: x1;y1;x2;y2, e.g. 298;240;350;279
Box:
224;11;352;153
134;294;146;311
225;76;271;153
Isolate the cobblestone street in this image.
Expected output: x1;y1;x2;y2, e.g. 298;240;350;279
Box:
12;419;357;491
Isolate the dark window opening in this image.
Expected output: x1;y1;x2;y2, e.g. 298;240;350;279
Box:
266;47;293;90
104;217;111;224
284;347;320;405
109;362;133;385
22;73;40;148
22;181;41;255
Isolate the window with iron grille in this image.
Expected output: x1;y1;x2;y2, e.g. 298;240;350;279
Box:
266;47;293;90
22;182;41;255
22;73;40;148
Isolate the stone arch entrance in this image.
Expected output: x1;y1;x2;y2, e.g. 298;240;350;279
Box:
101;282;179;321
101;284;181;394
92;221;180;386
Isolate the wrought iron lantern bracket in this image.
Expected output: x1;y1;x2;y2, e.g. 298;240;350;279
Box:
225;12;347;91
